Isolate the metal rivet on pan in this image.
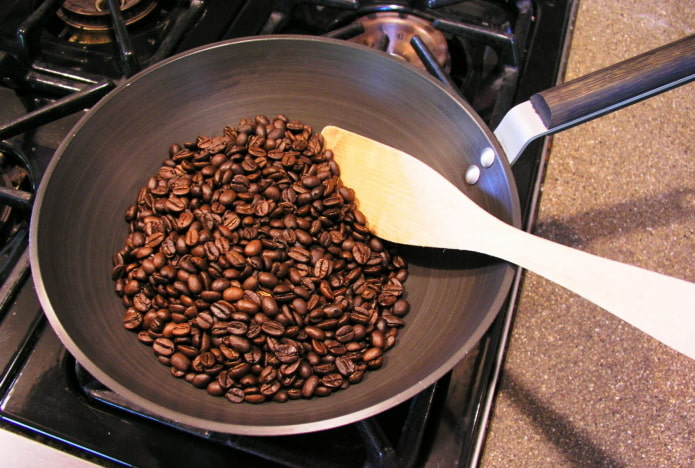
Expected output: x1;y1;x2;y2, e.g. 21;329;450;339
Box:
465;165;480;185
480;147;495;168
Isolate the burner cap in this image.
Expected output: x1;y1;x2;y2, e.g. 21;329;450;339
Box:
347;12;450;73
57;0;158;44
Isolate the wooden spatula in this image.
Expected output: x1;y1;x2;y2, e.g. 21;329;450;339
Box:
321;126;695;360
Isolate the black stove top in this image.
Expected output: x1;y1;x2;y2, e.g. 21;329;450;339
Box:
0;1;576;466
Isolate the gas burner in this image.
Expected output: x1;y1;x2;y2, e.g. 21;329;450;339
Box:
0;142;32;282
56;0;158;44
347;12;450;72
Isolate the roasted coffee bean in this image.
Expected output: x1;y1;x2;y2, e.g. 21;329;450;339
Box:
170;352;191;371
351;324;368;341
370;330;385;349
227;335;251;353
325;339;346;355
311;339;328;356
222;286;245;302
304;325;325;341
362;347;383;362
335;355;356;376
257;271;278;288
170;322;191;336
392;298;410;317
211;321;229;336
351;242;371;264
137;331;154;345
210;300;234;320
195;312;214;330
217;370;235;389
244;239;263;256
236;299;260;314
227;320;248;335
382;313;404;328
186;274;203;295
153;338;175;356
275;343;300;363
218;344;240;362
211;278;231;291
176;344;199;358
313;362;336;375
321;373;344;389
261;380;282;397
287;246;311;263
245;393;266;404
348;369;365;384
228;362;251;379
246;322;262;340
122;308;142;330
335;325;355;343
261;320;285;337
367;356;383;370
314;386;332;397
301;375;319;398
206;380;225;396
260;295;279;316
200;290;222;302
281;359;301;376
225;387;245;403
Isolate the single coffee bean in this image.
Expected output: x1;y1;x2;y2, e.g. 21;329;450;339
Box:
227;335;251;353
122;308;142;330
261;320;286;337
335;355;356;376
260;296;279;316
275;343;300;363
222;286;245;302
195;312;214;330
362;347;383;362
153;338;175;356
170;352;191;371
321;373;344;389
227;321;248;335
228;362;251;379
225;387;245;403
301;375;320;398
245;393;266;404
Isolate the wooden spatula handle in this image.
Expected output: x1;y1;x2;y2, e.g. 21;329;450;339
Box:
468;217;695;359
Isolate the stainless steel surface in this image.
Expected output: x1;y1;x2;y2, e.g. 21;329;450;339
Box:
30;36;521;436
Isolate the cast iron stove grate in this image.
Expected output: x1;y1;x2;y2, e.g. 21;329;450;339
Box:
74;360;441;468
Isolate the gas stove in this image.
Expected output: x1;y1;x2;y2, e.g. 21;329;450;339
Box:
0;1;576;466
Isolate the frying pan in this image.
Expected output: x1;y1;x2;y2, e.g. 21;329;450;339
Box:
29;35;694;435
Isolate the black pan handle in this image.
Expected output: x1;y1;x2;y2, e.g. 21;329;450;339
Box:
529;34;695;129
495;34;694;164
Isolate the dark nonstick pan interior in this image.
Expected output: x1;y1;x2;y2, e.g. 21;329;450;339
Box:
30;36;520;435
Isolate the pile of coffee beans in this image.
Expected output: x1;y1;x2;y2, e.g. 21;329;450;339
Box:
112;115;410;404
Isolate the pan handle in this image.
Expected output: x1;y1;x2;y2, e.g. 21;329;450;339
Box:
495;34;695;164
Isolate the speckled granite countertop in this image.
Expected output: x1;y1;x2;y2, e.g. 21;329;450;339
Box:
479;1;694;466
